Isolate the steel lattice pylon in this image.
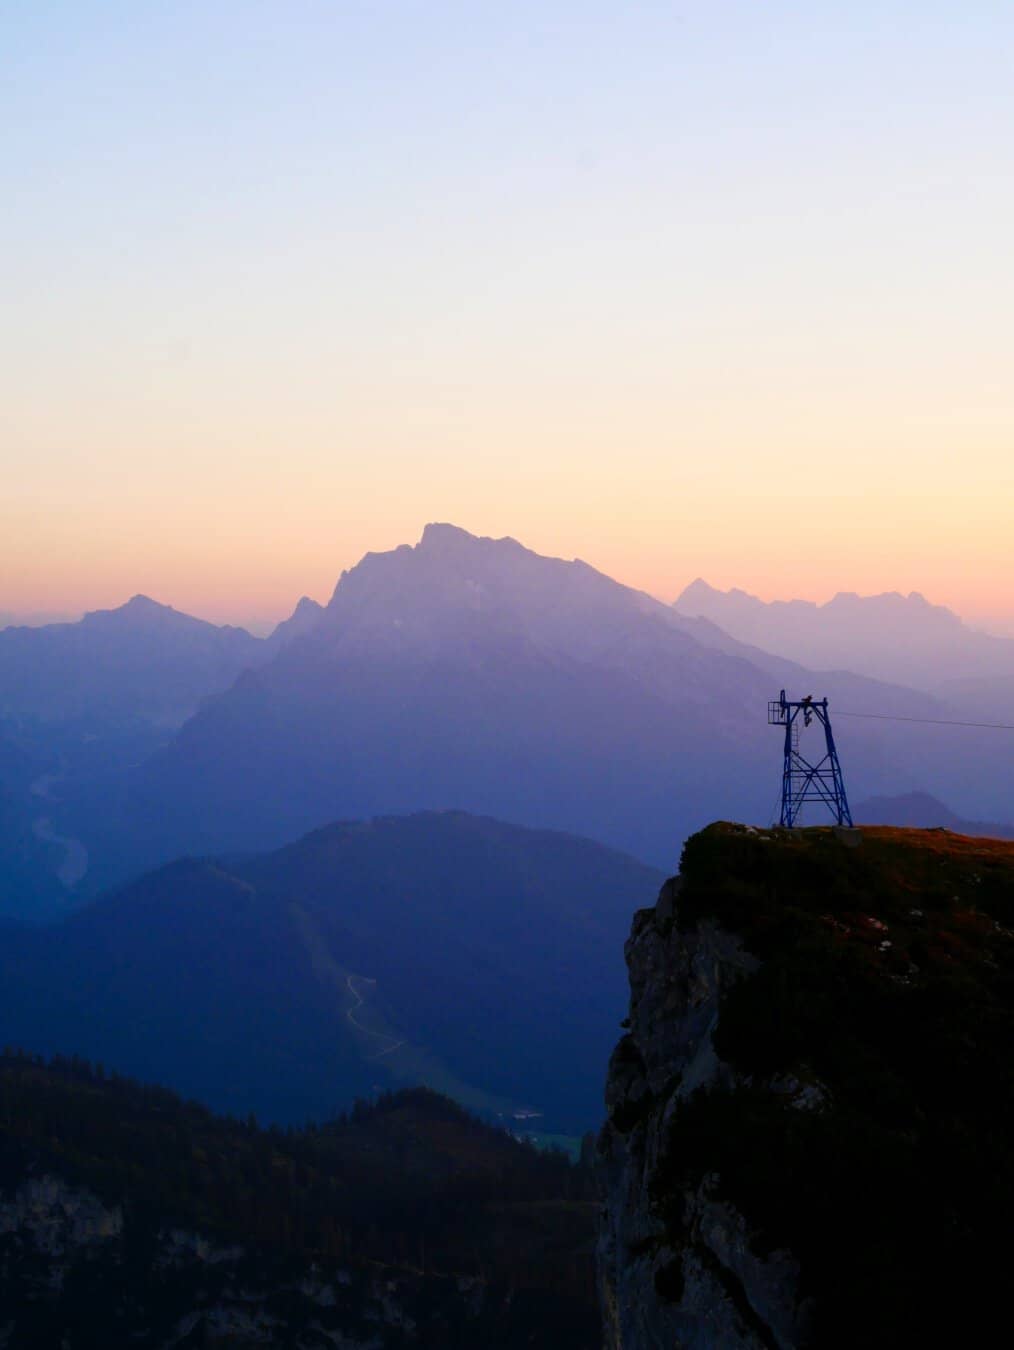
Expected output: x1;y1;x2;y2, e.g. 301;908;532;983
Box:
767;689;853;827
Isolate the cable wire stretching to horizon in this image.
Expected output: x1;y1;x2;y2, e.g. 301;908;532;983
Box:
836;711;1014;732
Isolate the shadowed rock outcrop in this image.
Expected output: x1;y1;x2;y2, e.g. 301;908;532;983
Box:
598;879;810;1349
599;823;1014;1348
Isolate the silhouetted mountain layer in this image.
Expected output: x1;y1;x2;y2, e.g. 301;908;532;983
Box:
853;791;1014;838
0;592;331;911
264;594;326;651
0;727;70;917
0;811;662;1129
0;589;328;734
0;595;268;729
71;525;958;886
0;610;79;630
675;577;1014;695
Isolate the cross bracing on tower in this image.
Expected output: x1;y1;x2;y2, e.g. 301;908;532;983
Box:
768;689;853;828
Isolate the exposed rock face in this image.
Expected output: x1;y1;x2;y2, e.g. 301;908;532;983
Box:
599;822;1014;1349
0;1173;503;1348
598;877;812;1349
0;1174;123;1253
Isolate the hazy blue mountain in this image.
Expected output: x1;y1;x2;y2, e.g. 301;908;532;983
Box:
0;811;663;1129
853;791;1014;838
68;523;1002;889
265;594;326;651
0;594;331;911
0;597;268;912
0;609;79;630
0;726;72;917
674;578;1014;696
0;594;269;729
934;670;1014;722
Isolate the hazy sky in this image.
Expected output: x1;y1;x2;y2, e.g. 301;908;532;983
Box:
3;2;1013;630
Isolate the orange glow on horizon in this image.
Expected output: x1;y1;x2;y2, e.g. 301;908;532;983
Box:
5;497;1013;638
4;5;1013;635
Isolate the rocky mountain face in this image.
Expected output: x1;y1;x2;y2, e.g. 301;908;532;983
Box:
598;823;1014;1348
598;884;808;1349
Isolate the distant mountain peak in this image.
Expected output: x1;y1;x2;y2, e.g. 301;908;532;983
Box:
672;577;1006;690
824;589;962;625
81;594;185;629
854;792;1014;839
313;523;662;654
139;594;195;621
0;591;266;735
124;593;170;611
675;578;773;615
419;521;479;547
267;595;325;648
677;577;724;602
417;522;527;558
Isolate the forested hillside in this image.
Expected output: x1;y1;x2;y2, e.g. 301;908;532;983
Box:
0;1053;598;1347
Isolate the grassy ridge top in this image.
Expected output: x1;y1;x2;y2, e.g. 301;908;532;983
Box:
678;821;1014;984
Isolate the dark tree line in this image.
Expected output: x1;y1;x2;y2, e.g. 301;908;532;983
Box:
0;1049;597;1301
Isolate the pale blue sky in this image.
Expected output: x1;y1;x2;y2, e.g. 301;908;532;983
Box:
3;3;1013;626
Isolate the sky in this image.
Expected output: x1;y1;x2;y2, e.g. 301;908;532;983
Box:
2;2;1013;631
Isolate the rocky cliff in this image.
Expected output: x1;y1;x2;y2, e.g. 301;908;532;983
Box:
599;822;1014;1349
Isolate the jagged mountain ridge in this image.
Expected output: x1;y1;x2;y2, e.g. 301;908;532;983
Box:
264;593;326;651
72;524;956;884
0;591;322;730
674;577;1014;692
0;590;329;912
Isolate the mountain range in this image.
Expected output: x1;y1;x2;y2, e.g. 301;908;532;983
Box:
0;591;319;732
4;524;1013;914
0;810;661;1129
61;524;981;891
852;791;1014;839
0;591;321;913
674;578;1014;705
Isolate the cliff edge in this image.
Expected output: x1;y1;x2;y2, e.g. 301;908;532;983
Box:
598;823;1014;1348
